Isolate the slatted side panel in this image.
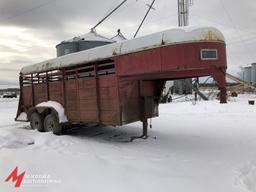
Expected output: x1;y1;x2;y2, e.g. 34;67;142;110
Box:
49;81;63;105
65;79;79;121
78;78;98;122
20;60;121;125
22;86;33;108
34;84;47;105
98;75;120;125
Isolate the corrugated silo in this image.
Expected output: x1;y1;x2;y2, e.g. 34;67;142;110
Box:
251;63;256;85
243;66;252;84
56;31;115;57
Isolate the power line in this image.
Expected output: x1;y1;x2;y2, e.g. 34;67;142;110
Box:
91;0;128;31
228;35;256;45
0;0;59;23
218;0;255;61
101;0;125;19
134;0;156;38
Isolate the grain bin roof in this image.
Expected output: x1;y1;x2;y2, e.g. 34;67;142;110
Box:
21;26;225;75
62;30;115;43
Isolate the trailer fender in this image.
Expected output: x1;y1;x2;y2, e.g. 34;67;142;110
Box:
28;101;68;123
27;107;58;122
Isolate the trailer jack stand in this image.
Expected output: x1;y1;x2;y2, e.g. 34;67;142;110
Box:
130;120;148;142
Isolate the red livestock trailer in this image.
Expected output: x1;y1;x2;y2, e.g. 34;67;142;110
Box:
16;27;227;140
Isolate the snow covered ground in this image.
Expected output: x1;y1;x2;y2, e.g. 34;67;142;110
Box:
0;94;256;192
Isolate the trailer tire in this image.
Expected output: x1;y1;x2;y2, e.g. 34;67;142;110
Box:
30;112;44;132
44;114;62;135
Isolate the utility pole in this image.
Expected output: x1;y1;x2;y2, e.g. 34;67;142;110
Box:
176;0;198;98
134;0;156;38
178;0;193;27
177;0;208;101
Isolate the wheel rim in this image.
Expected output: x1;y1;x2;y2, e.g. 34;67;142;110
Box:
46;119;55;132
32;119;40;129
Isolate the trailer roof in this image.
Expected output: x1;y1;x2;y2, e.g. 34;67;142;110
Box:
21;26;225;75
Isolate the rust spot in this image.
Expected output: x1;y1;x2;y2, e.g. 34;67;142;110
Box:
202;30;223;41
207;31;213;40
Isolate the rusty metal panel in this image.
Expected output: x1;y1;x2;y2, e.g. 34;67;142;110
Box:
100;110;120;124
79;99;97;111
68;112;80;121
99;98;119;111
184;43;201;68
98;75;120;124
34;84;47;105
117;48;161;76
144;97;159;118
160;44;180;71
65;79;79;121
118;79;161;124
78;78;96;89
121;98;140;124
140;81;158;97
22;87;33;108
79;88;96;99
80;111;98;122
66;92;78;110
99;87;118;100
78;77;98;122
98;75;117;87
161;44;193;70
49;81;63;105
161;42;226;71
116;42;227;79
119;80;139;99
65;79;77;89
119;80;140;124
198;42;227;68
79;98;98;122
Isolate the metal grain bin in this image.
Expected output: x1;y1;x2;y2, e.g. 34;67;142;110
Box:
56;42;78;57
243;66;252;84
56;31;115;57
251;63;256;85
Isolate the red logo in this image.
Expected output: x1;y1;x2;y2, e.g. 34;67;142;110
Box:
5;167;26;188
